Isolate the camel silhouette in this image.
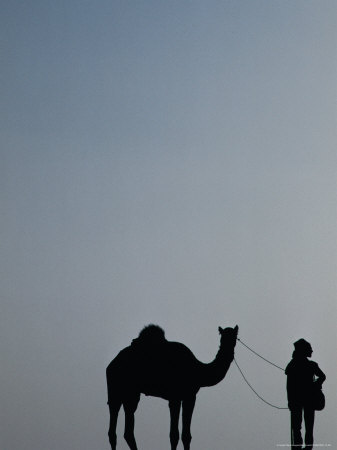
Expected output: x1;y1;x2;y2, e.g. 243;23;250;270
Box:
106;324;239;449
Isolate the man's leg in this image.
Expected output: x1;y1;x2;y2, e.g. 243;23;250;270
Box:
303;407;315;449
290;407;303;449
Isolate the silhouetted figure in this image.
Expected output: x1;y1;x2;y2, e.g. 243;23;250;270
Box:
285;339;326;450
106;324;238;450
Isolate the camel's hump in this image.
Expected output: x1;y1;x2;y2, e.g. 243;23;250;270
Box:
106;340;198;373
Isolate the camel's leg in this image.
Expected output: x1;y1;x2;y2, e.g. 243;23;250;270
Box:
169;399;181;450
108;400;122;449
123;394;140;450
181;395;196;450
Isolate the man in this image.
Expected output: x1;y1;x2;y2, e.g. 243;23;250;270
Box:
285;339;326;450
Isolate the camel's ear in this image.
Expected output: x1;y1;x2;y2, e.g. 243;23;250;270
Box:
234;325;239;334
218;326;224;334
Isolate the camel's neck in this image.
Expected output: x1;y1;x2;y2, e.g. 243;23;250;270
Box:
198;341;235;388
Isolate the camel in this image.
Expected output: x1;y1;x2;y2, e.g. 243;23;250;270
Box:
106;324;238;450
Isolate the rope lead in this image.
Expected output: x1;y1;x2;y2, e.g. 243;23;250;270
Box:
234;336;288;410
234;358;288;410
237;338;285;371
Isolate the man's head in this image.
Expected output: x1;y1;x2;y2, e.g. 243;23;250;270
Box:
294;338;312;357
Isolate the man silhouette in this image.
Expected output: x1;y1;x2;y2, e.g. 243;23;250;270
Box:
285;339;326;450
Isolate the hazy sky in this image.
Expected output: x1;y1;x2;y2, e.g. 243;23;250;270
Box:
1;1;336;449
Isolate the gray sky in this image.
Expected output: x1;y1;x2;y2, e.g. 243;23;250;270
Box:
1;1;336;449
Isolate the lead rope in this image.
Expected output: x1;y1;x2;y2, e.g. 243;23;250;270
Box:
234;337;288;410
237;338;285;372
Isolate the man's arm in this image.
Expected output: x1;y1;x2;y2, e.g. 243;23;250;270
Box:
314;363;326;387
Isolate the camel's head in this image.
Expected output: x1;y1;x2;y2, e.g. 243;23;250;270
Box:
218;325;239;348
